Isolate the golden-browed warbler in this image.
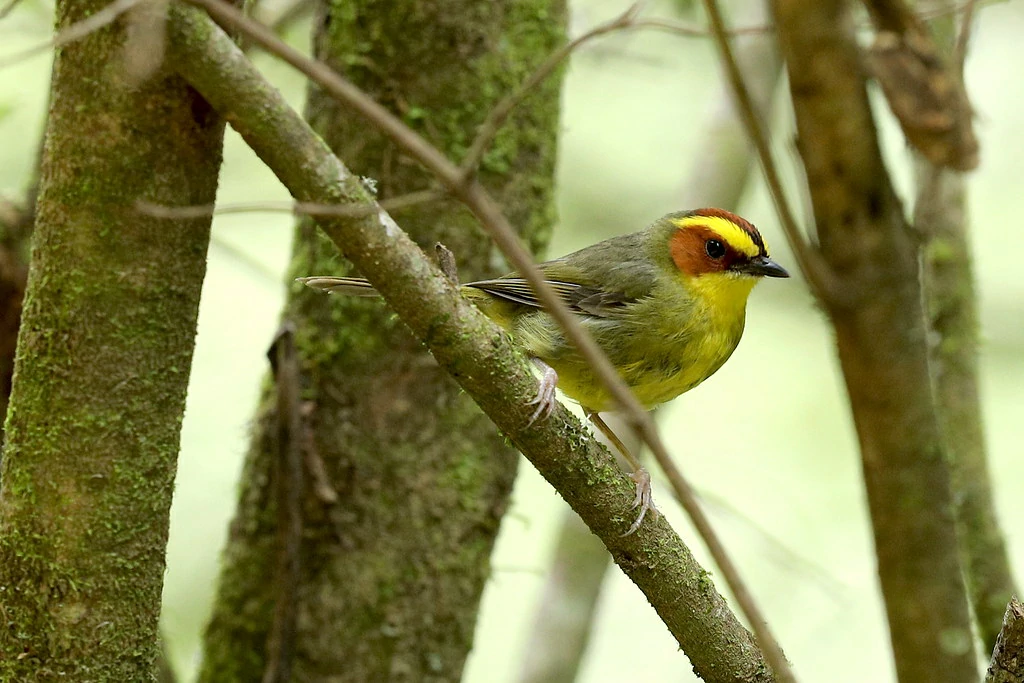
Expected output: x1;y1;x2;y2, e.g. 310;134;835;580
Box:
299;208;789;534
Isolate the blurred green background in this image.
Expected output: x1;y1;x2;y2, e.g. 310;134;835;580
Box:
1;1;1021;681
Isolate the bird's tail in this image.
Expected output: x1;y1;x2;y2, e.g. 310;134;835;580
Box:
296;276;381;297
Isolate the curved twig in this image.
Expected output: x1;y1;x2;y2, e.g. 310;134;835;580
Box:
699;0;839;306
0;0;146;69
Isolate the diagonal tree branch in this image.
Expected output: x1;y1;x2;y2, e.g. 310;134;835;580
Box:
166;5;781;681
180;1;795;680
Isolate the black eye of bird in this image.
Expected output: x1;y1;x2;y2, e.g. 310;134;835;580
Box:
705;238;726;259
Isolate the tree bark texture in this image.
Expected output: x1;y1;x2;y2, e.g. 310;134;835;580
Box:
0;0;224;677
198;1;565;681
915;6;1017;652
917;163;1016;654
772;1;978;681
985;598;1024;683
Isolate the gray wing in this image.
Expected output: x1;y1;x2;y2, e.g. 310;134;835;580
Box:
466;232;658;318
465;277;637;318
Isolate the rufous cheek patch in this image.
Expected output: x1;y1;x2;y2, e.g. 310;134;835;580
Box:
669;227;729;276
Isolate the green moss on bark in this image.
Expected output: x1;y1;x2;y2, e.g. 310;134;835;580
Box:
198;1;565;681
0;1;225;679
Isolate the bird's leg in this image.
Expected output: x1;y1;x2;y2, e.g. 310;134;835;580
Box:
585;409;658;536
527;358;559;425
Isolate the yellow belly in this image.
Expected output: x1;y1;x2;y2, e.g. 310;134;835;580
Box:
544;317;744;411
473;273;755;413
496;303;744;412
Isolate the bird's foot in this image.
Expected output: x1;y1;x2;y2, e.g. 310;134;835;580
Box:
622;467;659;536
527;359;559;425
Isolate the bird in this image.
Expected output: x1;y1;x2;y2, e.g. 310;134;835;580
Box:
298;208;789;534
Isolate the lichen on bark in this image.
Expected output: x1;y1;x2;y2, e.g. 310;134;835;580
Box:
198;1;566;681
0;0;225;678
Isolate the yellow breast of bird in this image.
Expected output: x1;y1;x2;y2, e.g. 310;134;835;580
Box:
501;275;753;412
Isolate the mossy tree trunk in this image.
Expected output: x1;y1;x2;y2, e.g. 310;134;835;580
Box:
0;0;225;677
198;2;565;681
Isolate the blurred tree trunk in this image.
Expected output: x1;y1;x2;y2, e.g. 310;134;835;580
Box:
198;2;565;681
773;1;977;681
0;109;39;444
0;0;225;677
918;165;1014;652
915;5;1017;652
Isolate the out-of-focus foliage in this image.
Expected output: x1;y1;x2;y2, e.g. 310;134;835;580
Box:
0;0;1020;681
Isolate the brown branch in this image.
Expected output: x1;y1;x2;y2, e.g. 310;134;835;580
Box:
178;2;795;680
861;0;978;170
916;165;1016;652
633;16;772;37
675;0;781;209
166;6;780;681
263;323;304;683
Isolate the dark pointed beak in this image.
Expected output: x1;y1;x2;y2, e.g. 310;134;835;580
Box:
734;255;790;278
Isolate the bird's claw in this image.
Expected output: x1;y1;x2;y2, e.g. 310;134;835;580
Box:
622;467;659;536
526;361;559;426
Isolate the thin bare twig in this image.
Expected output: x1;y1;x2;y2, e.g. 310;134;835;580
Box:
0;0;147;69
919;0;998;22
953;0;978;72
459;6;775;183
260;0;314;34
459;3;643;182
181;1;791;678
633;16;772;37
0;0;24;20
135;190;442;219
699;0;834;307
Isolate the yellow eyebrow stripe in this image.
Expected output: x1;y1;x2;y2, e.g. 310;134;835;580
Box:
670;214;766;259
